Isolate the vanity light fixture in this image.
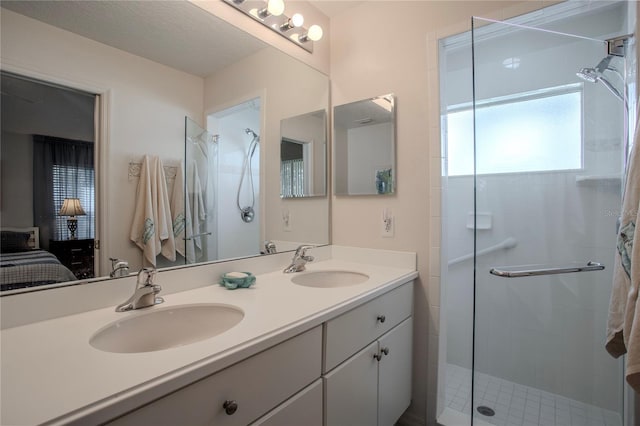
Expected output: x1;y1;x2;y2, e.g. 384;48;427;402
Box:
223;0;322;53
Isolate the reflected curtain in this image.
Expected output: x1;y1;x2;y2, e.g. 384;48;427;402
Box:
33;136;94;248
281;159;304;197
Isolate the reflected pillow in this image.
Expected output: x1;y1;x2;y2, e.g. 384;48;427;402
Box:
1;231;32;253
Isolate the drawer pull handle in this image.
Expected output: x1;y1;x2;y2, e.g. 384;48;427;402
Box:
377;315;386;323
373;353;382;361
223;400;238;415
381;347;390;356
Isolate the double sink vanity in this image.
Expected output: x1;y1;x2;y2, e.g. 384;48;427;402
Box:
1;246;417;426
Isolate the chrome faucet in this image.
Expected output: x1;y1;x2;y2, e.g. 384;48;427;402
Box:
109;257;130;278
264;240;277;254
283;245;315;273
115;268;164;312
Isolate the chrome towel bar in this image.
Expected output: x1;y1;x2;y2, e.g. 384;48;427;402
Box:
183;232;212;240
489;261;605;278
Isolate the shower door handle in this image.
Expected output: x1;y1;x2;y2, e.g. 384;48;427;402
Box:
489;261;604;278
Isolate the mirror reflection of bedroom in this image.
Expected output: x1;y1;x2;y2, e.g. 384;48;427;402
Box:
1;71;97;291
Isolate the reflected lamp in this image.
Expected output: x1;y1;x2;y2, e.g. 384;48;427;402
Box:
59;198;86;240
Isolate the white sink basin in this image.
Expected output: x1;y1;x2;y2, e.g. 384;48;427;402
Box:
90;304;244;353
291;270;369;288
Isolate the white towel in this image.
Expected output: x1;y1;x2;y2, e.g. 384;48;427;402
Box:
129;155;176;267
606;116;640;390
171;163;196;263
190;161;206;251
155;157;176;262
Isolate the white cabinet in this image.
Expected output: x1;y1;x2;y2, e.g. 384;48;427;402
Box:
324;318;412;426
107;281;414;426
324;341;379;426
323;282;414;426
378;318;413;426
108;326;322;426
324;282;413;372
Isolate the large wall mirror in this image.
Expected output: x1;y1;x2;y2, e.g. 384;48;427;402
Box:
0;1;330;294
334;94;396;196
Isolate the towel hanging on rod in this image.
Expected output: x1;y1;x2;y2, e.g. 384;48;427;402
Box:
128;160;178;182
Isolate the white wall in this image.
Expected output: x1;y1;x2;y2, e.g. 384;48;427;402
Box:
329;2;567;424
0;132;33;227
1;9;204;273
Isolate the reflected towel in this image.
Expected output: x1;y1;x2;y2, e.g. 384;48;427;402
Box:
155;157;176;262
606;116;640;390
129;155;175;266
190;161;206;251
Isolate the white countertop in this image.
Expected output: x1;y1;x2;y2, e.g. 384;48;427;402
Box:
1;251;417;426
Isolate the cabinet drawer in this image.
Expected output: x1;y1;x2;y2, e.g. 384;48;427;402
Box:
250;379;322;426
108;326;322;426
324;281;413;372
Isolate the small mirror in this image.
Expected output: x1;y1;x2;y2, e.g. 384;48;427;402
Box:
280;109;327;198
333;94;396;196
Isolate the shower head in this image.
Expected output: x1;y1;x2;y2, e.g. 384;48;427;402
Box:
245;128;259;139
576;55;617;83
576;67;599;83
577;54;627;109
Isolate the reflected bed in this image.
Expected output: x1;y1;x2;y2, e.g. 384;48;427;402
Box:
1;227;77;292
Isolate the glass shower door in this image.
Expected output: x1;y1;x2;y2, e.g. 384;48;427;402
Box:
185;117;217;264
471;16;626;426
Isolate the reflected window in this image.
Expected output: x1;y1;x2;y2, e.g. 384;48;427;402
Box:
446;84;582;176
281;138;307;197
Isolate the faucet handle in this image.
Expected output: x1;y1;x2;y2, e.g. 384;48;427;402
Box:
295;245;315;257
137;267;156;286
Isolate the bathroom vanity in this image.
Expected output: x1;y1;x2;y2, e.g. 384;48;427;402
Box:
0;246;417;426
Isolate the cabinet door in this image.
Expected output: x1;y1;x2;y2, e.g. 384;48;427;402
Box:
251;379;322;426
324;282;413;372
324;341;378;426
377;318;413;426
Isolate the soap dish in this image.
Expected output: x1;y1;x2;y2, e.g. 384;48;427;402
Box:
220;272;256;290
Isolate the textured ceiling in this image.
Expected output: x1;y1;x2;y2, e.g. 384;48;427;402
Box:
1;0;267;77
309;1;363;18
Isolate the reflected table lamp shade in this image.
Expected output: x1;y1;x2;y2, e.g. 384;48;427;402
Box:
59;198;86;240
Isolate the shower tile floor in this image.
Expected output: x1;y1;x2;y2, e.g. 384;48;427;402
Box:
444;364;622;426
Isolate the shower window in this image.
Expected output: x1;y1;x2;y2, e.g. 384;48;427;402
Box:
446;84;583;176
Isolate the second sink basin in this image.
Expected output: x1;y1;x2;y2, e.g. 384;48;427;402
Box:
90;304;244;353
291;270;369;288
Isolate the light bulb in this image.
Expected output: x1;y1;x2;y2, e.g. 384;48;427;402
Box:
280;13;304;31
291;13;304;27
267;0;285;16
306;24;323;41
